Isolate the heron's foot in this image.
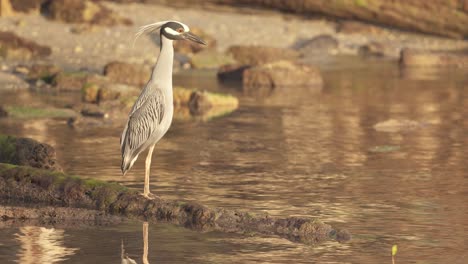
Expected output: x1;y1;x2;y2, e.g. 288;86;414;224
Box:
139;192;158;200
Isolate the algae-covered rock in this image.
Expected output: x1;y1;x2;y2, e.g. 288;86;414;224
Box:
3;106;77;119
52;71;91;91
227;45;301;66
0;163;350;244
172;87;239;120
0;135;62;171
190;50;235;69
0;31;51;60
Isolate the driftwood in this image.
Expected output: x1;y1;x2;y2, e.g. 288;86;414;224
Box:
0;163;350;244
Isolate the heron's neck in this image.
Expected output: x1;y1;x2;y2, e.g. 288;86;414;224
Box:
150;35;174;91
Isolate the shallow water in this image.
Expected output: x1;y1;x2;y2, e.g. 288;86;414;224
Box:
0;58;467;263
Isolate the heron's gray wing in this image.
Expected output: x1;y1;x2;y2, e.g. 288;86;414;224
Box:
120;90;165;158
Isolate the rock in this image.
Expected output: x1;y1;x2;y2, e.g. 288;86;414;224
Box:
82;82;100;103
82;75;140;104
103;61;151;86
243;60;323;96
227;45;301;66
98;83;139;102
173;27;216;54
0;106;8;117
80;104;108;118
358;42;400;58
42;0;133;26
294;35;338;55
217;64;251;82
0;31;51;60
51;71;90;91
400;49;468;67
0;72;30;90
70;24;100;34
188;91;212;115
173;86;239;118
190;50;235;69
0;0;42;16
26;63;62;82
373;119;426;132
337;21;384;35
0;135;62;171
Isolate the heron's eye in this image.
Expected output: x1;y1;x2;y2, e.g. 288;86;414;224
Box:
176;28;184;33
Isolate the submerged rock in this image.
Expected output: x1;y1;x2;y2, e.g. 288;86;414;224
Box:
400;49;468;67
103;61;151;86
373;119;427;132
0;31;51;60
243;60;323;96
0;135;62;171
227;45;301;66
42;0;132;26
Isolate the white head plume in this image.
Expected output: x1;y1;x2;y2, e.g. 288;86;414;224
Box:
133;21;169;47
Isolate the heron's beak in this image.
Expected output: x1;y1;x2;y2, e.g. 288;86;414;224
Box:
184;31;206;45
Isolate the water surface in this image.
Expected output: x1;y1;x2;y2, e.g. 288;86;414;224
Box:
0;58;467;263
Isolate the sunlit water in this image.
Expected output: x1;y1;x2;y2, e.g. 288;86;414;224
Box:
0;58;467;263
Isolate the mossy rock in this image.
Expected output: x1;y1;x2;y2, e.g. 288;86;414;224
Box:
0;135;62;171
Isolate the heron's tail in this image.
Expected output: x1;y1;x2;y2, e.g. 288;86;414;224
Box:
121;154;138;176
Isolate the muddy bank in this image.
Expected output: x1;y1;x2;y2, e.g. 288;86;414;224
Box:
0;163;350;244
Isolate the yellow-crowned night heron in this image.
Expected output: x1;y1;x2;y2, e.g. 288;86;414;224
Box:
120;21;205;198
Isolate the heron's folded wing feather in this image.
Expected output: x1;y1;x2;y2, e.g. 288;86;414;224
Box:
120;90;165;155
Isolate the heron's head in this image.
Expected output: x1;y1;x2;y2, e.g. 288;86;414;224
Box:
135;20;206;45
161;21;206;45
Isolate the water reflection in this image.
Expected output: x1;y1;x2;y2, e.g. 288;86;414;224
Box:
121;222;150;264
14;226;78;263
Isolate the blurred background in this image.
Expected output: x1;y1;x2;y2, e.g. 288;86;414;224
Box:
0;0;467;263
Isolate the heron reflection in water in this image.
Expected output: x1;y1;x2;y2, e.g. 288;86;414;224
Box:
121;222;150;264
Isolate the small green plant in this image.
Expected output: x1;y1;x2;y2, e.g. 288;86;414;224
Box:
392;244;398;264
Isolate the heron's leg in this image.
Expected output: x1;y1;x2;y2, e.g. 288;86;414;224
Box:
142;221;149;264
144;144;156;197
